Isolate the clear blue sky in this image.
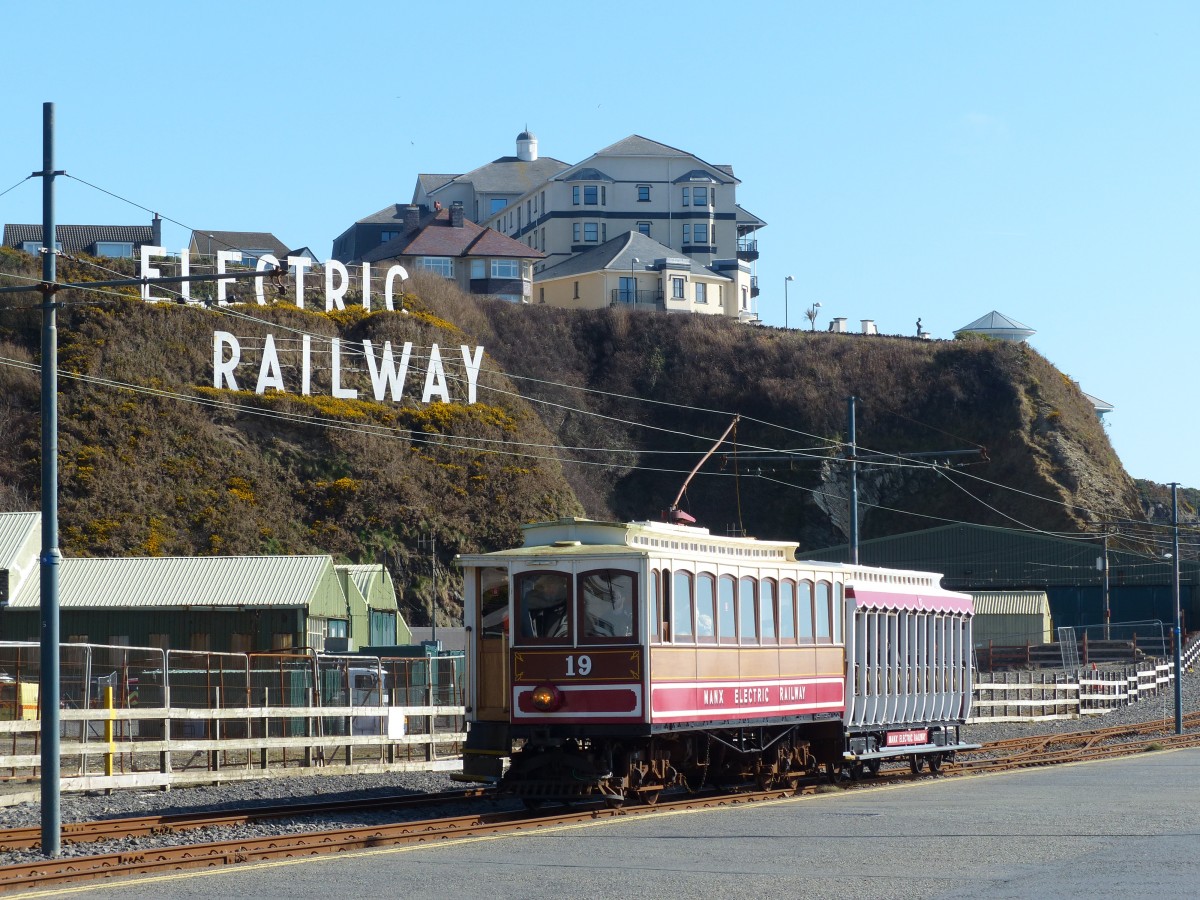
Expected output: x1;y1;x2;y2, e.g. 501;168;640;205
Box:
2;2;1197;487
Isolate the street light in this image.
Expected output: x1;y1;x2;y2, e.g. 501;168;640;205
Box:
784;275;794;328
630;258;640;304
807;301;822;331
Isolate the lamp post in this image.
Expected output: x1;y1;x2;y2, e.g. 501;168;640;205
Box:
784;275;793;328
630;257;640;304
806;301;822;331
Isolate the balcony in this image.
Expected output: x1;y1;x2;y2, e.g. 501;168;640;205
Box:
611;288;665;310
750;275;760;298
736;238;759;262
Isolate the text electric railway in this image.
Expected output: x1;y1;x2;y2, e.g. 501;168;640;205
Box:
456;518;977;803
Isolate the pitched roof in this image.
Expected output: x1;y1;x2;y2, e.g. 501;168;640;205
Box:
428;155;569;197
360;207;544;264
735;204;767;228
10;554;335;609
3;223;154;253
563;135;741;185
536;230;729;281
336;564;399;611
418;174;458;194
190;230;291;258
954;310;1035;339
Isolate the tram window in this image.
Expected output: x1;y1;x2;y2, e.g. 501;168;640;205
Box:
672;571;694;641
696;573;716;643
739;577;758;643
779;580;797;643
718;575;737;644
816;581;832;642
514;571;571;643
760;579;777;643
833;582;844;643
650;570;661;642
579;569;636;640
798;581;814;642
479;567;509;637
662;569;672;640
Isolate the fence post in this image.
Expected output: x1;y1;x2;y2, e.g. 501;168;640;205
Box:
210;686;221;773
426;656;435;762
103;685;114;781
1082;632;1089;667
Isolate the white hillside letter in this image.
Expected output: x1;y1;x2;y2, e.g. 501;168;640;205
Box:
460;345;484;404
255;254;280;306
216;251;240;305
422;343;449;403
214;331;240;390
384;264;408;311
363;339;412;402
255;333;285;394
325;260;350;311
140;246;165;302
288;255;312;308
331;338;358;399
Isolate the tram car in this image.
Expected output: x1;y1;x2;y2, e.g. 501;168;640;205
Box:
456;517;976;803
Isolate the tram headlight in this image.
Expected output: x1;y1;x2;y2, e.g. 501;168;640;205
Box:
531;684;563;712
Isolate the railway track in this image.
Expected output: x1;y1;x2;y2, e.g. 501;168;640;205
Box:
0;787;803;892
3;718;1200;892
0;787;490;853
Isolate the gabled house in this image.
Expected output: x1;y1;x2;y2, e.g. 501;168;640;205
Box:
481;134;766;277
2;215;162;259
534;231;755;320
356;202;544;303
188;230;310;267
411;130;570;225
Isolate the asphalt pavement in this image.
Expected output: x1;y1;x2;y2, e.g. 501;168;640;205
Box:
25;746;1200;900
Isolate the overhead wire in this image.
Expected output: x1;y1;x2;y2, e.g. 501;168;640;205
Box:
9;175;1190;550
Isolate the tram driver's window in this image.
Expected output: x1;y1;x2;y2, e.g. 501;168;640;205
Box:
479;567;510;637
580;570;637;640
515;571;571;642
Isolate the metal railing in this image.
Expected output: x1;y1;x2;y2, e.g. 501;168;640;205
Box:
0;641;465;793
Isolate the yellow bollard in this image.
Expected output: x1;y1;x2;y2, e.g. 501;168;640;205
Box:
104;685;114;778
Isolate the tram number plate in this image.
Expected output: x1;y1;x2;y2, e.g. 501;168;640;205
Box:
886;729;929;747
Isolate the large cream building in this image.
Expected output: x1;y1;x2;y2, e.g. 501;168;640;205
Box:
413;132;765;321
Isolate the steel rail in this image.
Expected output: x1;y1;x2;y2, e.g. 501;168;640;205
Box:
0;788;490;853
0;787;806;890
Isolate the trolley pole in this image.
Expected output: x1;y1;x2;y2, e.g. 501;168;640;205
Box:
1172;483;1182;735
37;101;63;859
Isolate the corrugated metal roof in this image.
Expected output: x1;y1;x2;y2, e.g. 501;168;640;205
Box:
0;512;39;570
970;591;1051;616
11;555;333;609
335;564;397;610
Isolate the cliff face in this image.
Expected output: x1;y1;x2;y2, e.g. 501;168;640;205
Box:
0;251;1146;623
472;300;1142;549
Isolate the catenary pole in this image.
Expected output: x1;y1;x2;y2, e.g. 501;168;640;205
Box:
848;395;859;564
38;100;62;858
1172;483;1182;735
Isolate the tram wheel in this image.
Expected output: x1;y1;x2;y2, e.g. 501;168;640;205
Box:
909;755;925;775
927;753;942;775
866;759;881;777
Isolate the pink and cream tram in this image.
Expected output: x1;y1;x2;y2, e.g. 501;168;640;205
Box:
456;517;975;802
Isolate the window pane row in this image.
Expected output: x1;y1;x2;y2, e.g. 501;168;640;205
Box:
652;570;840;646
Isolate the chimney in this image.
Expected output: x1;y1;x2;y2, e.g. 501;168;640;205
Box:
404;205;422;233
450;201;464;228
151;213;162;246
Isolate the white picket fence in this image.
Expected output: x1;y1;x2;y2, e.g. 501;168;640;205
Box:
971;639;1199;723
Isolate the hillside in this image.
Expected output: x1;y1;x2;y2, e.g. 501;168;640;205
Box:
0;248;1156;622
